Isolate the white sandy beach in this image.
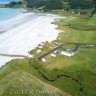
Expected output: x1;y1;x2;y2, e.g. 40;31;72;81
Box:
0;13;61;67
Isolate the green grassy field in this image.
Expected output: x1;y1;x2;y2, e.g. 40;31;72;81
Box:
29;14;96;96
0;59;70;96
0;12;96;96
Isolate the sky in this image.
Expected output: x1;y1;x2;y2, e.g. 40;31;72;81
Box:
0;0;20;4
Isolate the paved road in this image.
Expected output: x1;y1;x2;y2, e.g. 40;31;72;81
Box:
73;44;80;52
38;43;96;61
0;43;96;61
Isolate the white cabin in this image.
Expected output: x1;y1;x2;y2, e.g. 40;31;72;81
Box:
51;54;56;57
53;51;58;54
36;49;41;54
40;42;45;46
38;46;43;49
41;58;46;62
61;50;74;57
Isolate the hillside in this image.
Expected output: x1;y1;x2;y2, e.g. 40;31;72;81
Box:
25;0;96;16
25;0;95;9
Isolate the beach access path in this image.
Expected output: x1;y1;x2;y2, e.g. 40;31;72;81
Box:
0;53;32;59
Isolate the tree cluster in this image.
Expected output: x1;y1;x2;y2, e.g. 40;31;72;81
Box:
25;0;95;10
5;1;23;7
69;0;93;9
26;0;46;8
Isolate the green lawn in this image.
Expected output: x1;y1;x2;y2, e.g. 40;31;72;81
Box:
0;59;70;96
29;14;96;96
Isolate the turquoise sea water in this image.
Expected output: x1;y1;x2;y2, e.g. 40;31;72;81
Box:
0;8;24;21
0;8;47;34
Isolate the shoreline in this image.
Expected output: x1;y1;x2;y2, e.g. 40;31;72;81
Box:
0;12;64;67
